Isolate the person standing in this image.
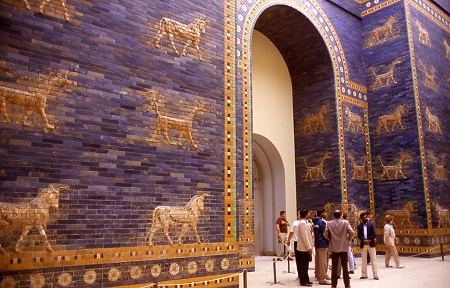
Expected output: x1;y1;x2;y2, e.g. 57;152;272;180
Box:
313;208;331;285
343;213;357;274
324;210;354;288
276;210;290;261
384;215;404;268
296;209;314;287
286;211;301;275
366;210;374;265
357;212;379;280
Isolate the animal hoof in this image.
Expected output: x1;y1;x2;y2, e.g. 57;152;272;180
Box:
45;124;55;130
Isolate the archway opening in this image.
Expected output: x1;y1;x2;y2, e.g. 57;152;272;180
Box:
252;5;335;255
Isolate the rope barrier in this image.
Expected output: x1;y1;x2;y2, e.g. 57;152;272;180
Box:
403;244;441;258
140;244;449;287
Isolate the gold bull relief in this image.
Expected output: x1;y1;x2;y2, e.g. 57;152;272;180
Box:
444;39;450;60
0;184;68;253
376;105;405;134
386;201;415;229
0;72;75;130
433;202;450;228
146;193;209;246
415;19;431;47
364;15;398;48
424;106;442;135
300;104;329;135
344;106;363;134
144;90;206;148
153;16;208;61
428;152;447;181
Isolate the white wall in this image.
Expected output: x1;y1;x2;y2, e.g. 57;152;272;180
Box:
252;30;297;255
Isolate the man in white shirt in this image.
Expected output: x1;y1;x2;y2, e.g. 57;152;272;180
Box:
295;210;314;287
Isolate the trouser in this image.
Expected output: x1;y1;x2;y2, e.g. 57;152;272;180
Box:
361;245;378;278
316;248;328;282
294;242;301;276
331;252;350;288
348;246;356;271
298;251;311;285
277;232;287;258
385;245;401;267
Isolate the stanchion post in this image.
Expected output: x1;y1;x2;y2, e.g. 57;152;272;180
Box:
441;243;444;261
273;258;277;284
287;257;291;273
154;282;158;288
243;269;248;288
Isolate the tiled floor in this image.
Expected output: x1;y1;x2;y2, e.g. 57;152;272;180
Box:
240;254;450;287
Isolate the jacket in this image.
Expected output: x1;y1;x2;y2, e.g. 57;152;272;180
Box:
323;218;354;253
313;216;329;248
296;219;313;252
357;220;376;248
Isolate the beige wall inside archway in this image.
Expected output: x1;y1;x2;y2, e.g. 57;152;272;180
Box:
252;30;297;256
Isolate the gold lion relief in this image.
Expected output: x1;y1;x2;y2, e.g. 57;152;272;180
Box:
152;16;209;61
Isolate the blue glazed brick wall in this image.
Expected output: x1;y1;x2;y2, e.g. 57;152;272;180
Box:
0;0;234;287
408;3;450;229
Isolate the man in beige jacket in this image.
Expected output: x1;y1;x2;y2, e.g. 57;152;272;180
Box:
324;210;355;288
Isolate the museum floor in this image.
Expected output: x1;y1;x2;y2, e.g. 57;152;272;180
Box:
240;254;450;287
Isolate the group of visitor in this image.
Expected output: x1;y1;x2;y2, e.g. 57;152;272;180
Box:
279;207;403;287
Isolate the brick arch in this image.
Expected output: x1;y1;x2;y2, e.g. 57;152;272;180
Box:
237;0;349;93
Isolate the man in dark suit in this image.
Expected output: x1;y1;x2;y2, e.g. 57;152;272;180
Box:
357;212;379;280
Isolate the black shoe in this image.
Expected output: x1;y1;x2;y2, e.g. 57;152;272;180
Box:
360;276;368;279
300;284;312;287
349;270;354;274
374;277;379;280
